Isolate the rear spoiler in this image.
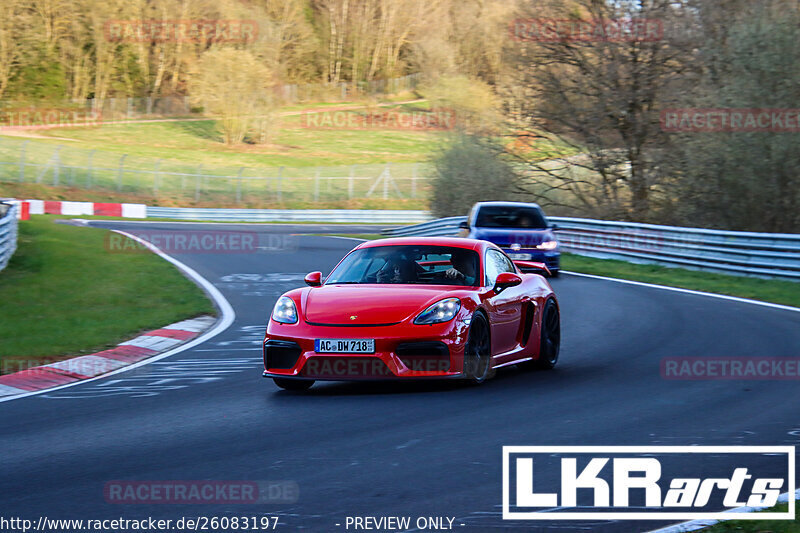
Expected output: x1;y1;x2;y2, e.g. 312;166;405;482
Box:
513;260;551;277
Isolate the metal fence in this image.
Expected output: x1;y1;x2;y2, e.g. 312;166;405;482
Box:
382;215;800;280
0;137;431;205
0;203;18;273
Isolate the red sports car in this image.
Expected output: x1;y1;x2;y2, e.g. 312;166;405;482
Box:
262;237;561;390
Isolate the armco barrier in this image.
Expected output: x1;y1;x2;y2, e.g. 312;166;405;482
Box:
146;207;432;224
381;216;800;280
0;203;18;273
18;200;429;224
379;216;466;236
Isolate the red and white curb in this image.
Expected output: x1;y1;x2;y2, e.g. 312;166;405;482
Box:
24;199;146;218
0;316;216;399
0;228;235;403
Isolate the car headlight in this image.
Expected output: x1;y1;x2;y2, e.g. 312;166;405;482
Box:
272;296;298;324
414;298;461;325
537;240;558;251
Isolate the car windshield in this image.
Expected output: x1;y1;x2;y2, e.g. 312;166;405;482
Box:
325;245;480;286
475;206;547;229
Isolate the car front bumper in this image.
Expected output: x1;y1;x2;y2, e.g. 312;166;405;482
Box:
504;249;560;272
262;318;470;381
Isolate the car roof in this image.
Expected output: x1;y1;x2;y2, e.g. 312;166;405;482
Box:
355;236;486;251
472;201;542;209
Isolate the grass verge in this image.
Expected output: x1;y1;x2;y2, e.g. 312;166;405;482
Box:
0;216;215;372
698;500;799;531
0;102;444;169
561;253;800;308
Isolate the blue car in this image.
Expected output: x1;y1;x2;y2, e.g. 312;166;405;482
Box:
461;201;560;277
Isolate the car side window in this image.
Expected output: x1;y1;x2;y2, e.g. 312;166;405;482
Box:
485;249;515;286
499;252;516;274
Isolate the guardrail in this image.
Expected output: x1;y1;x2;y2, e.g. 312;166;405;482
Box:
382;216;800;280
0;203;18;273
147;207;432;224
380;216;466;236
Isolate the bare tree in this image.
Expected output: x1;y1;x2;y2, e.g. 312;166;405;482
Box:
188;47;275;145
509;0;694;221
670;0;800;232
0;0;25;99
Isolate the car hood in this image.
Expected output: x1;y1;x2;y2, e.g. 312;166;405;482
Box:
470;228;553;247
303;285;457;325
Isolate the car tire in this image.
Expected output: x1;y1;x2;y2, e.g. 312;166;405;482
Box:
273;378;315;391
534;299;560;370
464;313;494;384
548;270;559;278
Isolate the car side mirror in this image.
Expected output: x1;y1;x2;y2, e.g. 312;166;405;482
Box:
458;221;470;230
549;223;560;231
304;271;322;287
493;272;522;293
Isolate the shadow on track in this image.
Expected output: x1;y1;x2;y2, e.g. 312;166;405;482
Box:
264;363;572;398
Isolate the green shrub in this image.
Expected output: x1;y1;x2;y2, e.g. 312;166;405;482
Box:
429;134;517;218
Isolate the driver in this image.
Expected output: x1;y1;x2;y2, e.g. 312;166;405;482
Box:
443;250;476;284
377;253;418;283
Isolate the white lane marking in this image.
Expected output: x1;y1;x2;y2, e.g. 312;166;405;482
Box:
0;229;236;403
43;358;261;399
395;439;422;450
562;271;800;313
645;488;800;533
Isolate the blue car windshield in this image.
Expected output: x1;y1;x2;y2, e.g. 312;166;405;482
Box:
475;206;547;229
325;245;480;286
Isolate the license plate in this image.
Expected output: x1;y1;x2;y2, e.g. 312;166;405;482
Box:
508;253;532;260
314;339;375;354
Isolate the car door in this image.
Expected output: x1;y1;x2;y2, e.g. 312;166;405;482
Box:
484;249;525;355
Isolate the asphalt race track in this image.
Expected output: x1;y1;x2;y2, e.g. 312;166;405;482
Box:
2;221;800;533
